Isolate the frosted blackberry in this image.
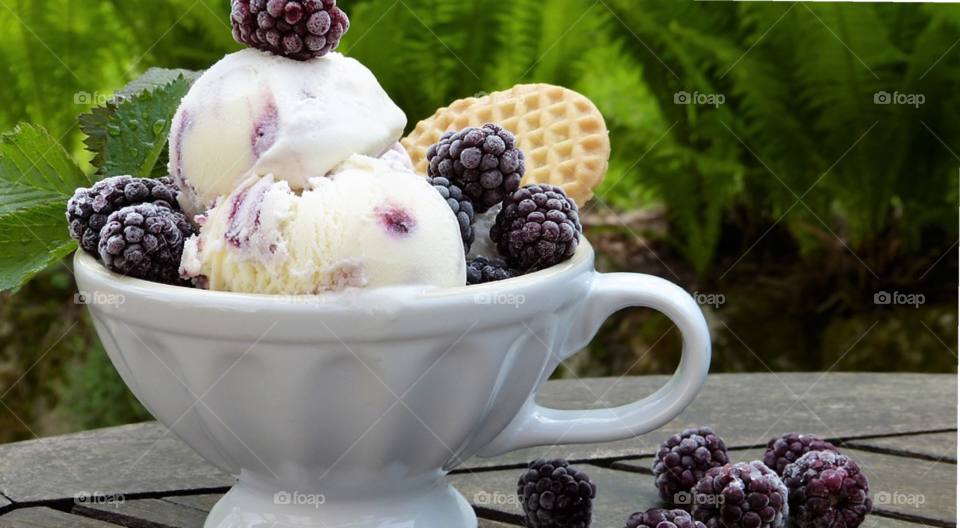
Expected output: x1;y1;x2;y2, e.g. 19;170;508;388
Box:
763;433;839;476
67;176;179;255
625;509;705;528
518;458;595;528
231;0;350;60
426;123;525;213
491;184;581;272
466;256;518;285
652;427;730;508
782;451;872;528
98;203;195;285
692;461;788;528
427;176;475;252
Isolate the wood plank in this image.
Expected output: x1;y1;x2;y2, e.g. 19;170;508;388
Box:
0;375;952;507
454;464;936;528
0;507;118;528
847;449;956;527
157;495;220;513
847;432;957;464
74;498;208;528
460;373;956;470
158;493;521;527
480;519;516;528
477;521;519;528
614;447;957;527
0;422;233;503
451;464;661;527
857;518;940;528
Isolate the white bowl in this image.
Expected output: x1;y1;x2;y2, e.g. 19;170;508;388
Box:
75;242;710;528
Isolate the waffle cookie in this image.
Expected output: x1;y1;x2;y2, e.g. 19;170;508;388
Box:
402;84;610;206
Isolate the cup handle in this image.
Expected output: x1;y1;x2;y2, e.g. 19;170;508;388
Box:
477;272;711;458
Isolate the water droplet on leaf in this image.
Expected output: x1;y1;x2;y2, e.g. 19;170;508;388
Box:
128;119;139;131
130;149;139;158
107;125;121;137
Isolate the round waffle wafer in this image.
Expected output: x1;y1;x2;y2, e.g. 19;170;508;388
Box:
402;84;610;206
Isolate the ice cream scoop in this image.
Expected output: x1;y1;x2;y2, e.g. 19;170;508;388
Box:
170;48;407;220
180;156;465;294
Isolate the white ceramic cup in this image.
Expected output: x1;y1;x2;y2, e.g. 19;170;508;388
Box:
74;241;710;528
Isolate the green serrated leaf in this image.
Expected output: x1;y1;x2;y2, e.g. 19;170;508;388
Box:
0;123;92;195
79;68;200;179
0;180;63;215
106;75;193;178
0;124;87;292
78;105;114;178
0;202;76;293
115;67;202;99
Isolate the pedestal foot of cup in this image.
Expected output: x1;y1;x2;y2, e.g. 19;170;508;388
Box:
203;479;477;528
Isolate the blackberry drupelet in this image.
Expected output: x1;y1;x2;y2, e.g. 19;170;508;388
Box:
518;458;596;528
625;509;706;528
466;256;518;285
426;123;525;213
67;175;179;255
782;451;872;528
490;184;581;272
98;203;195;285
427;176;475;252
763;433;839;476
231;0;349;60
692;461;788;528
652;426;730;508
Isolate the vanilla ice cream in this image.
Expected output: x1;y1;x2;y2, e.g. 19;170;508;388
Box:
170;48;407;219
379;142;415;173
181;156;465;294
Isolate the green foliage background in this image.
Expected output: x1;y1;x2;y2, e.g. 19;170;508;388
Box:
0;0;956;443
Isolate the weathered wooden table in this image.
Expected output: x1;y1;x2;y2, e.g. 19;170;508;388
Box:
0;374;955;528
